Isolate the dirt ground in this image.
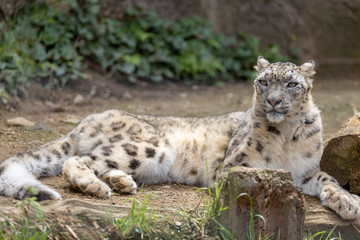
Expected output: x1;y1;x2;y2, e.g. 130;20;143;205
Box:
0;70;359;211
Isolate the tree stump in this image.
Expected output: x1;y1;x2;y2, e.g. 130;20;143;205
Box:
321;112;360;194
218;167;305;240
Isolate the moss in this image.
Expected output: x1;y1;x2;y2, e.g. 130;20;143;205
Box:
331;137;360;175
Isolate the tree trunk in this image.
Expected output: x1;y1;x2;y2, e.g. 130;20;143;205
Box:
321;112;360;195
218;167;306;240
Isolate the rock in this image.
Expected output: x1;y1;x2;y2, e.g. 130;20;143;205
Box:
191;85;199;91
6;117;35;127
45;101;66;112
218;167;305;240
122;92;133;100
320;112;360;194
73;94;86;105
61;115;82;125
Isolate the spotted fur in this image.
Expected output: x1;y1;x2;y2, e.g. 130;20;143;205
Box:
0;56;359;220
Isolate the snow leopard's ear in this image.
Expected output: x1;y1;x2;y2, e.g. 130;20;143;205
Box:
300;60;316;78
254;56;270;72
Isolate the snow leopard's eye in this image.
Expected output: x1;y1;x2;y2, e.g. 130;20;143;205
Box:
287;82;298;88
259;80;268;86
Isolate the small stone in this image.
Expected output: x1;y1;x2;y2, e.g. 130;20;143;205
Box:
226;93;235;99
192;85;199;91
6;117;35;127
162;185;171;189
45;101;65;112
45;100;56;108
174;220;182;226
103;89;111;99
180;93;187;99
61;115;81;125
122;92;133;100
73;94;86;105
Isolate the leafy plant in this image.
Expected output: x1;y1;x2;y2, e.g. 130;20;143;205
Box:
0;0;84;97
0;0;294;96
0;22;35;96
12;1;84;87
80;5;290;84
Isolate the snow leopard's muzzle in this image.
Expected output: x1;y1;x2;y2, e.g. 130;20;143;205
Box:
256;85;293;123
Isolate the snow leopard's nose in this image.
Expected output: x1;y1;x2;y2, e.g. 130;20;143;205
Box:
267;98;282;107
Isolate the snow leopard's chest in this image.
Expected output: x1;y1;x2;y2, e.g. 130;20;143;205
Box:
250;120;322;182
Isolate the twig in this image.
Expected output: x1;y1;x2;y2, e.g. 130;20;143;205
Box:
65;224;79;240
351;222;360;234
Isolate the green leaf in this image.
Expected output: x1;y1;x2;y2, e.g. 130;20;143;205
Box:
127;75;137;83
31;43;47;62
42;26;63;45
54;64;67;76
86;4;100;15
150;74;163;82
91;45;105;59
116;63;135;74
123;54;141;66
60;44;76;60
62;0;79;8
0;62;7;69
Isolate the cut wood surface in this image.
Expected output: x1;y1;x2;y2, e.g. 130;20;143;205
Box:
321;112;360;194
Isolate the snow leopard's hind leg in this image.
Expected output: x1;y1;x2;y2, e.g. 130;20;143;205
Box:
301;170;360;220
0;133;77;200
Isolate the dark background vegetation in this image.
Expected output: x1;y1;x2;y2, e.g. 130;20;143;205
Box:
1;0;359;98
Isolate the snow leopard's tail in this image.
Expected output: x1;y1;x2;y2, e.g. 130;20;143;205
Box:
0;132;77;200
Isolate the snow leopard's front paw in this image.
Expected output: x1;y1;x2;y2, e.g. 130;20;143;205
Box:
320;185;360;220
63;156;111;198
77;178;111;198
102;170;137;194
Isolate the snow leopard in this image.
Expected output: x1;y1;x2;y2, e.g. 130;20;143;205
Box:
0;56;359;220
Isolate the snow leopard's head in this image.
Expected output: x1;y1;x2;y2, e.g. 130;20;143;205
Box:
253;56;315;123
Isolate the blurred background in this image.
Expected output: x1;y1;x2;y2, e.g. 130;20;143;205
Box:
1;0;360;98
97;0;360;79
